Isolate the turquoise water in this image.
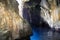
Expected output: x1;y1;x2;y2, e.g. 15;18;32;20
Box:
30;26;60;40
30;29;41;40
30;27;44;40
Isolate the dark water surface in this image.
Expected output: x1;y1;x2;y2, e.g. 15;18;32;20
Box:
30;26;60;40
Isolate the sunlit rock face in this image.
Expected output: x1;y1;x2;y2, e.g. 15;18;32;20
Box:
0;0;32;40
0;0;22;39
40;0;53;28
40;0;60;30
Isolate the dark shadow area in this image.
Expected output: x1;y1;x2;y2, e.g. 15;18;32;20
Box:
22;0;51;40
23;1;41;27
15;36;30;40
23;0;51;28
30;4;41;27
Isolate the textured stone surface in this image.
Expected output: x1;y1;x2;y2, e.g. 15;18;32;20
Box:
0;0;32;40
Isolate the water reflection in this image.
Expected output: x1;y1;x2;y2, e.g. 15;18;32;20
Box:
30;26;60;40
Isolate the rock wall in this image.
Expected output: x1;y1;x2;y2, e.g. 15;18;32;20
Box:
0;0;32;40
40;0;60;29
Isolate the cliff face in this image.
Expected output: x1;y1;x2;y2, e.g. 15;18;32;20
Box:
47;0;60;29
0;0;32;40
0;0;20;40
40;0;60;29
